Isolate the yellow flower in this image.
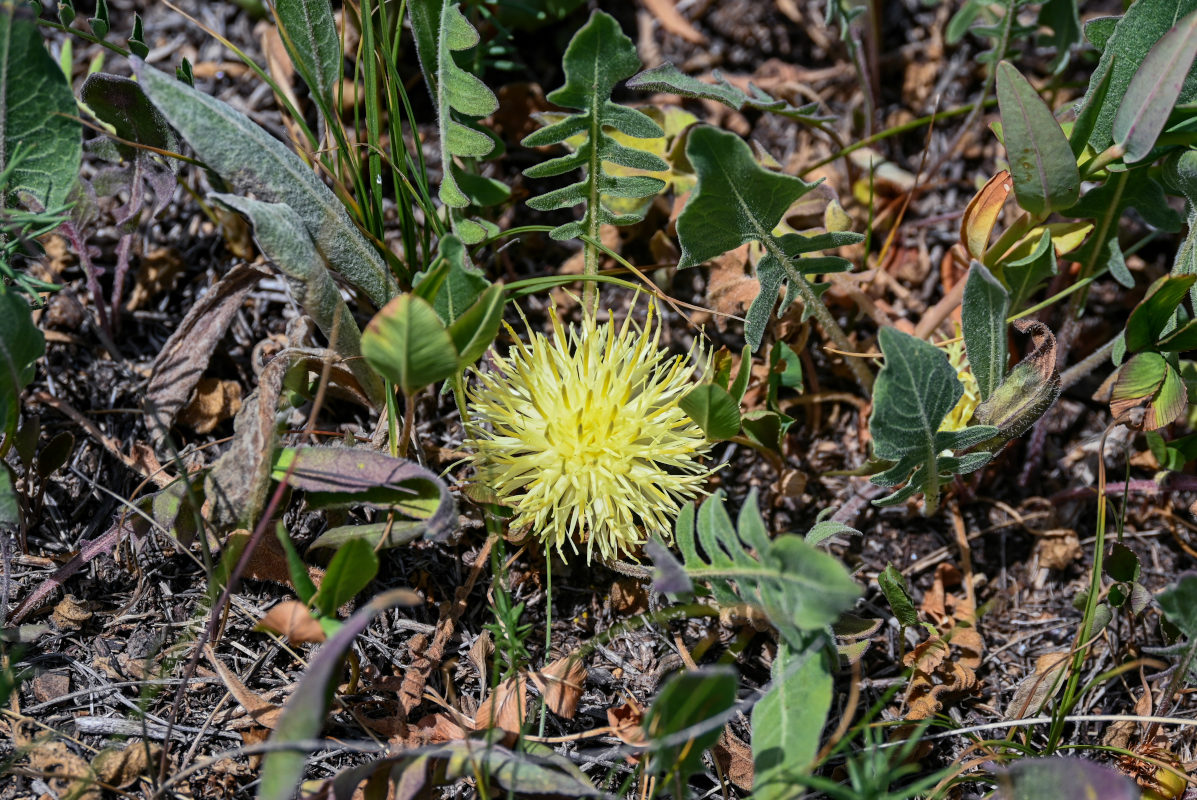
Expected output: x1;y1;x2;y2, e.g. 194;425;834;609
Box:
940;332;981;433
465;301;713;563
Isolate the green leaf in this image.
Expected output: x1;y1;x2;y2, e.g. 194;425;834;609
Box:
274;0;341;117
1104;542;1141;584
131;59;398;308
741;409;793;453
1038;0;1081;72
677;125;859;350
1077;0;1197;151
648;489;860;648
521;10;667;240
410;0;503;243
0;287;44;442
271;446;457;541
644;666;737;782
0;463;18;528
276;523;317;605
1157;571;1197;638
961;261;1010;401
679;383;741;440
413;234;489;326
1125;274;1196;352
752;643;831;799
80;73;181;155
447;283;504;369
1113;8;1197;163
361;294;458;396
997;756;1139;800
211;194;384;407
996;61;1079;216
1;4;81;210
313;539;379;618
878;564;919;628
627;62;832;127
308;521;427;552
87;0;108;39
869;328;995;515
1110;351;1188;429
128;13;148;58
259;589;420;800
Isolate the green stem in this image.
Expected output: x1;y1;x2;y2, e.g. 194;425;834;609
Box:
539;553;552;737
385;380;399;458
760;235;875;393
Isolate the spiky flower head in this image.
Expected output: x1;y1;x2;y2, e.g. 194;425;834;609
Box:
465;301;714;563
940;330;981;433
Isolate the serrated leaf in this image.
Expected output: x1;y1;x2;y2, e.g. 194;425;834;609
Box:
1078;0;1197;151
678;125;859;350
996;61;1079;216
667;490;859;648
361;294;458;396
211;194;384;407
752;643;831;798
869;328;994;515
520;10;666;239
679;383;741;440
1;4;81;210
131;58;397;308
962;261;1009;401
1113;8;1197;163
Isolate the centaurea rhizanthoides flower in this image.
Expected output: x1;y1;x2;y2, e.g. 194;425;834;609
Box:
465;300;713;564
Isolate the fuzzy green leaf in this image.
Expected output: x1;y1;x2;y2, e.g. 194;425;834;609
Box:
752;643;832;798
878;564;919;628
211;194;384;407
869;328;996;515
644;667;737;782
1077;0;1197;151
520;10;666;240
996;61;1079;216
1;4;81;210
650;490;860;649
962;261;1010;402
274;0;341;119
1113;8;1197;163
971;320;1061;451
131;58;397;308
1126;274;1196;352
677;125;860;350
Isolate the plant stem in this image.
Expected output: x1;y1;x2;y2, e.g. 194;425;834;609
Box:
539;552;552;737
761;235;875;393
1058;335;1117;391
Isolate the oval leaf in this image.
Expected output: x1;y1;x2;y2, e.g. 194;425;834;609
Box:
996;61;1080;216
679;383;741;440
361;294;459;396
1113;7;1197;164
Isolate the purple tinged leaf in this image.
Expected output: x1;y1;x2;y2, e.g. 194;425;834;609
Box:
997;756;1137;800
259;588;420;800
996;61;1079;216
1113;8;1197;163
646;536;692;595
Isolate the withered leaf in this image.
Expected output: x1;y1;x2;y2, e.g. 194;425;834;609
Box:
1004;651;1069;720
533;653;588;720
474;675;527;737
257;601;326;645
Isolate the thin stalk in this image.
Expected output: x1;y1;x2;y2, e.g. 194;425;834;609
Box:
760;234;875;393
1058;335;1117;391
398;390;415;459
539;553;552;737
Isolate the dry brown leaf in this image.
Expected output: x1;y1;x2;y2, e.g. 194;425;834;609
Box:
706;246;757;329
52;595;92;630
533;653;587;720
1004;651;1069;720
712;729;753;790
607;698;648;747
124;247;184;311
257;22;300;123
28;741;99;800
189;61;250;80
145;264;267;447
177;377;242;435
92;741;161;789
228;528;325;591
960;171;1013;261
609;577;649;615
1035;529;1082;571
467;631;493;687
474;675;528;737
412;712;468;744
204;645;283;728
643;0;706;43
31;672;70;704
257;601;326;645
